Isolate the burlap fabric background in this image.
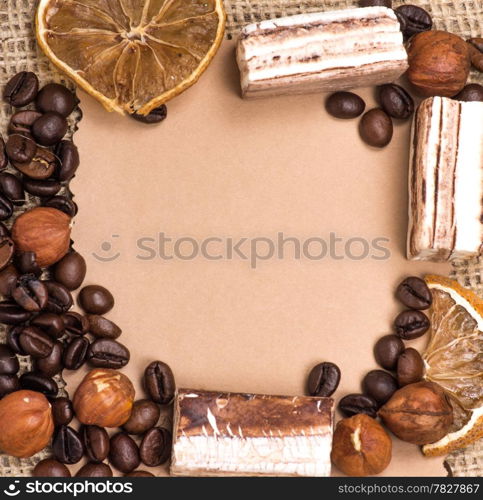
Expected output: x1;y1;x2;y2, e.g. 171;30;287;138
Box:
0;0;481;477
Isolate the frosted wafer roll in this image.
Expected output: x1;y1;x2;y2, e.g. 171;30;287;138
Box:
408;97;483;262
236;7;408;98
170;389;334;477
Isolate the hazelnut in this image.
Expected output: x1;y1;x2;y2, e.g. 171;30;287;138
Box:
379;381;453;445
12;207;71;267
331;414;392;476
407;31;470;97
73;368;135;428
0;390;54;458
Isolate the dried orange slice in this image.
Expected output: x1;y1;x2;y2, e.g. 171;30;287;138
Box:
36;0;226;115
421;275;483;457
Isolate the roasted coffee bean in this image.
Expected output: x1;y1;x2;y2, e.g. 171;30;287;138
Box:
0;265;18;296
23;178;62;198
338;393;379;418
468;37;483;53
19;326;54;358
6;326;26;355
123;399;160;435
43;195;78;217
144;360;176;404
13;146;57;180
15;251;41;277
87;338;130;369
362;370;398;405
54;252;86;291
36;83;78;117
20;371;58;397
63;311;89;336
78;285;114;314
52;425;84;464
325;91;365;119
32;313;65;338
87;315;122;339
4;72;39;107
359;0;392;6
378;84;414;120
44;281;73;314
76;462;113;478
63;336;89;370
454;83;483;102
6;134;36;164
0;237;14;270
55;140;80;182
0;374;19;397
83;425;110;463
125;470;155;477
394;10;408;34
394;309;430;340
130;105;167;124
0;301;31;324
32;112;68;146
0;344;19;375
0;136;7;170
109;432;140;473
396;276;432;310
374;334;404;370
397;347;424;386
395;5;432;39
52;397;74;426
0;172;25;205
8;110;42;135
307;361;341;397
0;194;13;220
140;427;171;467
35;340;63;377
12;274;49;312
33;458;71;477
359;108;393;148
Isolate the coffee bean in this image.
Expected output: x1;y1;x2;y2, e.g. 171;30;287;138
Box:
82;425;110;463
52;397;74;426
0;237;14;270
397;347;424;386
325;92;365;119
140;427;171;467
125;470;155;477
395;5;432;39
44;281;73;314
32;313;65;338
0;195;13;221
87;314;122;339
87;338;130;369
6;134;36;164
454;84;483;102
396;276;432;310
63;311;89;336
0;344;19;375
35;340;64;377
130;105;167;124
43;195;78;217
0;136;7;170
33;458;71;477
52;425;84;464
359;108;393;148
362;370;398;405
54;252;86;291
13;146;57;180
78;285;114;314
6;326;26;355
0;301;31;324
4;72;39;107
76;462;113;478
307;361;341;397
19;326;54;358
36;83;78;117
55;140;80;182
32;112;68;146
338;393;379;418
12;274;49;312
144;360;175;404
8;110;42;136
23;178;62;198
0;266;18;296
15;251;41;277
123;399;160;435
374;334;404;370
109;432;140;473
0;173;24;206
394;309;430;339
0;374;19;397
359;0;392;6
378;84;414;120
63;336;89;370
468;37;483;53
19;371;58;397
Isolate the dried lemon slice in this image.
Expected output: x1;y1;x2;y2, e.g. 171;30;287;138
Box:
36;0;226;115
422;275;483;456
